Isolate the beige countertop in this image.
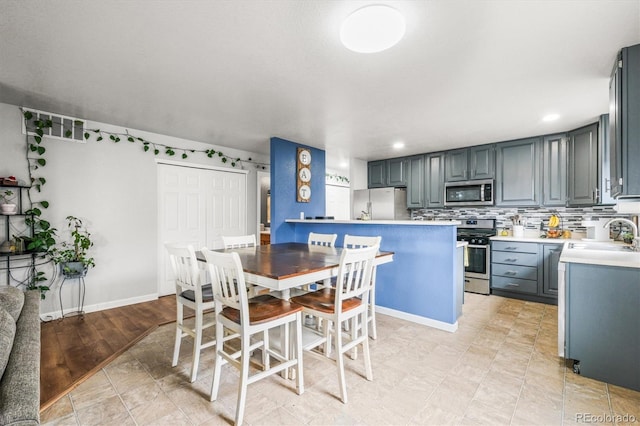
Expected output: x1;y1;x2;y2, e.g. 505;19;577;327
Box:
286;219;460;226
559;241;639;269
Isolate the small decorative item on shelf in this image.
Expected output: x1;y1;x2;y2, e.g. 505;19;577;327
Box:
1;175;18;186
0;190;17;215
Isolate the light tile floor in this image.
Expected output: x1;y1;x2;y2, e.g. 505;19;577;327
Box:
41;293;640;425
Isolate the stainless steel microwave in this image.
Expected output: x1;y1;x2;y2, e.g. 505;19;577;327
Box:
444;179;494;206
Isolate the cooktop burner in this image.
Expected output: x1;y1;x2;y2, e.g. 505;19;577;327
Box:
456;219;496;244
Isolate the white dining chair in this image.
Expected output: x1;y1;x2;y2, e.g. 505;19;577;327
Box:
308;232;337;247
201;249;304;426
290;244;378;404
344;234;382;339
222;234;257;249
164;243;216;383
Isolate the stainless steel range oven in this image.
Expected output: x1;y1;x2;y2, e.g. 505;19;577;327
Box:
457;219;496;295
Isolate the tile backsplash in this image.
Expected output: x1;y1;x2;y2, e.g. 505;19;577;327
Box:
412;206;637;239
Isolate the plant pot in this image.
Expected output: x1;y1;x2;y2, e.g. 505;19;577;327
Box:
61;261;87;278
0;203;17;215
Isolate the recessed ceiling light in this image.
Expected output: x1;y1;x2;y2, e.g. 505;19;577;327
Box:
542;114;560;122
340;5;406;53
393;141;405;149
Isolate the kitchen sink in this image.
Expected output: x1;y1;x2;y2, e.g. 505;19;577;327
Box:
568;242;636;252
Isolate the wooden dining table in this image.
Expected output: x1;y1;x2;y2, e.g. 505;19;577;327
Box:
198;242;394;299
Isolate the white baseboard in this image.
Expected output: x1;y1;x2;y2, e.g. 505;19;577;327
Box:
375;306;459;333
41;293;160;320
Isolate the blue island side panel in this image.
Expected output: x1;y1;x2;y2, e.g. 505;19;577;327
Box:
290;222;458;325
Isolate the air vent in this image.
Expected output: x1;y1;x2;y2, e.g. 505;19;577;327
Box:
22;108;86;143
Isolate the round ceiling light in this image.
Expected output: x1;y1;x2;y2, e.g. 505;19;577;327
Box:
340;5;406;53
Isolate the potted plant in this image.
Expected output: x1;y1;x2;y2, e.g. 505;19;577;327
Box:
0;190;17;215
52;215;95;277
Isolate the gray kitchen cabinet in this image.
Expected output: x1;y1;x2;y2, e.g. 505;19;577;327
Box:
568;123;598;206
368;158;408;188
406;155;424;208
565;263;639;391
387;157;408;187
495;138;541;206
598;114;616;204
542;244;560;296
424;152;445;208
609;43;640;198
444;145;494;182
542;133;567;206
490;240;559;304
368;160;386;188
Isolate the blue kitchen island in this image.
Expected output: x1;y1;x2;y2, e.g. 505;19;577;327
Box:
283;219;465;332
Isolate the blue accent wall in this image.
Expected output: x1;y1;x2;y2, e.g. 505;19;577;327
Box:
270;137;326;243
290;222;459;325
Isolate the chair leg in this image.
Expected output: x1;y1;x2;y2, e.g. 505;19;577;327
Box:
350;316;359;360
294;312;304;395
235;337;251;426
335;323;348;404
190;309;203;382
210;321;224;402
369;303;377;340
362;322;373;381
262;330;270;371
172;303;183;367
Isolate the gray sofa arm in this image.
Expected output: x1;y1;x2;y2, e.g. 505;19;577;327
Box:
0;290;41;425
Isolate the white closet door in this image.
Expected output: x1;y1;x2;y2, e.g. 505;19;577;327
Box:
203;168;247;250
158;163;247;296
326;184;350;220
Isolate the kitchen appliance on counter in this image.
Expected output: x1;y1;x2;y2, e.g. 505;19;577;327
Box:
352;187;410;220
444;179;494;207
456;218;496;295
581;219;612;241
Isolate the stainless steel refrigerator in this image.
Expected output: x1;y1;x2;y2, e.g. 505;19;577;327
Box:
352;187;410;220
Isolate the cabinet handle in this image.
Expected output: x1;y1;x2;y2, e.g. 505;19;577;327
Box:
504;271;517;276
505;246;518;250
506;283;520;287
505;258;517;262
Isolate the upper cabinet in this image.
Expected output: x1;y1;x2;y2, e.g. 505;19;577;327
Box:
387;157;408;187
598;114;616;204
367;160;386;188
610;43;640;198
368;158;407;188
406;155;424;208
424;152;445;208
444;145;495;182
495;137;541;206
568;123;598;206
542;133;567;207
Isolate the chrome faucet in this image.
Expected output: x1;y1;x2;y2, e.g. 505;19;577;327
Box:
603;218;639;250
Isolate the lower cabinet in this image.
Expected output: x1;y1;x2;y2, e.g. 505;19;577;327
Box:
490;240;559;304
565;263;639;391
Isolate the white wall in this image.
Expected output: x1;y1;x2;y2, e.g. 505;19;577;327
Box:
0;102;268;316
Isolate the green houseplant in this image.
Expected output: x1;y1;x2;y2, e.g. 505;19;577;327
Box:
52;215;95;277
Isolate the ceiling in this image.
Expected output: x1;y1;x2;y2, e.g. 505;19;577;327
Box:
1;1;639;167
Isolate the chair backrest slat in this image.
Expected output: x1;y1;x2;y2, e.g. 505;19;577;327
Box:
335;245;378;309
222;234;257;249
201;249;249;323
308;232;337;247
343;234;382;250
165;243;202;294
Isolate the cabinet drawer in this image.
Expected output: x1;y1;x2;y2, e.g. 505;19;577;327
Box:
491;241;538;254
492;263;538;281
492;250;538;267
491;275;538;294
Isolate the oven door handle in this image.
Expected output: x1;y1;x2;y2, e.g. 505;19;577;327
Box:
466;244;489;249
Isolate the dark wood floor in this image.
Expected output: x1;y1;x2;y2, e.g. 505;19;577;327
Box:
40;296;182;411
